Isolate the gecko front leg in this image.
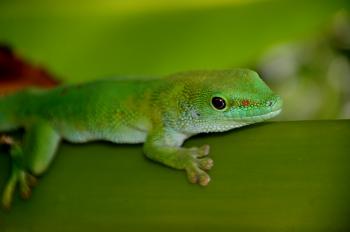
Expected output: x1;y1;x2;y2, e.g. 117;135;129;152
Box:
143;128;214;186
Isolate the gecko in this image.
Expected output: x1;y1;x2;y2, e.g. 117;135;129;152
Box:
0;69;282;209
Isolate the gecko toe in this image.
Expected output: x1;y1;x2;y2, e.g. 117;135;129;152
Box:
26;174;38;187
20;187;32;200
190;144;210;158
19;172;34;200
186;169;198;184
185;164;211;186
199;144;210;157
198;172;210;186
2;189;14;211
198;157;214;170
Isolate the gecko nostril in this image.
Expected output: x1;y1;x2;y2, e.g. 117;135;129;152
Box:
267;100;274;107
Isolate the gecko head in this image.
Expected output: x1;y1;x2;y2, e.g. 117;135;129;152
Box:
177;69;283;133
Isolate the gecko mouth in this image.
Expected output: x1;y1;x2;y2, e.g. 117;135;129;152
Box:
240;109;282;122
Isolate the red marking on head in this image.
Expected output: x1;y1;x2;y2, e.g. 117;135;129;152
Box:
241;99;250;107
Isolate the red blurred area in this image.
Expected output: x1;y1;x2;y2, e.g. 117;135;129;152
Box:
0;44;59;95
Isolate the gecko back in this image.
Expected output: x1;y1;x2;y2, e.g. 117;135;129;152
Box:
0;91;25;131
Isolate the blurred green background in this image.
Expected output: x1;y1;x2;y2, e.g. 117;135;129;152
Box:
1;0;349;120
1;0;350;231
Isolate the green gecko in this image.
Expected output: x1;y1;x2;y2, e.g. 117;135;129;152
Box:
0;69;282;209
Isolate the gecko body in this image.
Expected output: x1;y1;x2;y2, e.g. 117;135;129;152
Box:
0;69;282;208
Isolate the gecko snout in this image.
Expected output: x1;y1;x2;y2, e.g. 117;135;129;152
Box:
267;96;283;111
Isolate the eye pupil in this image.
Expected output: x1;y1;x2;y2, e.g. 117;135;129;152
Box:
212;97;226;110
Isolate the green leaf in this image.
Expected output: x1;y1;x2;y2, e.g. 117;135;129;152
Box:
1;120;349;231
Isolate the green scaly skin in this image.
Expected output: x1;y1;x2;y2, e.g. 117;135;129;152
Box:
0;69;282;209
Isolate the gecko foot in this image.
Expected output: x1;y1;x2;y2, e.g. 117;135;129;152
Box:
2;169;37;210
185;144;213;186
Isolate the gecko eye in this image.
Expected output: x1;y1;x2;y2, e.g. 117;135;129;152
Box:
211;97;226;110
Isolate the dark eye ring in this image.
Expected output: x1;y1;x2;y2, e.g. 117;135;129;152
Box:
211;97;226;110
